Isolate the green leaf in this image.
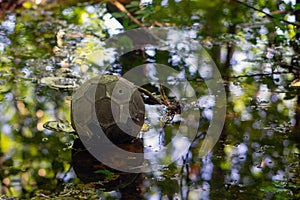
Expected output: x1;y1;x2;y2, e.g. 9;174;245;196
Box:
272;14;282;19
125;1;140;8
94;169;116;180
294;3;300;11
135;8;151;15
111;12;126;18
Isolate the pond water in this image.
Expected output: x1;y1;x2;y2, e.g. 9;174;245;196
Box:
0;2;299;200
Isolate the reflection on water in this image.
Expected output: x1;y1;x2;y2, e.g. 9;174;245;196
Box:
0;3;299;200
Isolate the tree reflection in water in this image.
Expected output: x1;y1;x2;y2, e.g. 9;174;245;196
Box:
0;1;299;199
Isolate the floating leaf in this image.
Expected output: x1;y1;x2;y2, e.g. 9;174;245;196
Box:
94;169;119;181
43;120;75;133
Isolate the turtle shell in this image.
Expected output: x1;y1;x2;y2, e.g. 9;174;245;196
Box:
71;75;145;190
71;75;145;144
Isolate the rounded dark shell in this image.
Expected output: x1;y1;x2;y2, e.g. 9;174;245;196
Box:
71;75;145;144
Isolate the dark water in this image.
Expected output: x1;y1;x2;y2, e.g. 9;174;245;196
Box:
0;3;299;200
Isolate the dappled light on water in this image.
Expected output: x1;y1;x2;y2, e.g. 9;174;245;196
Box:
0;1;300;199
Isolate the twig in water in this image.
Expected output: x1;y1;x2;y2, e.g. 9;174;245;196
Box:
232;0;300;27
109;0;144;27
